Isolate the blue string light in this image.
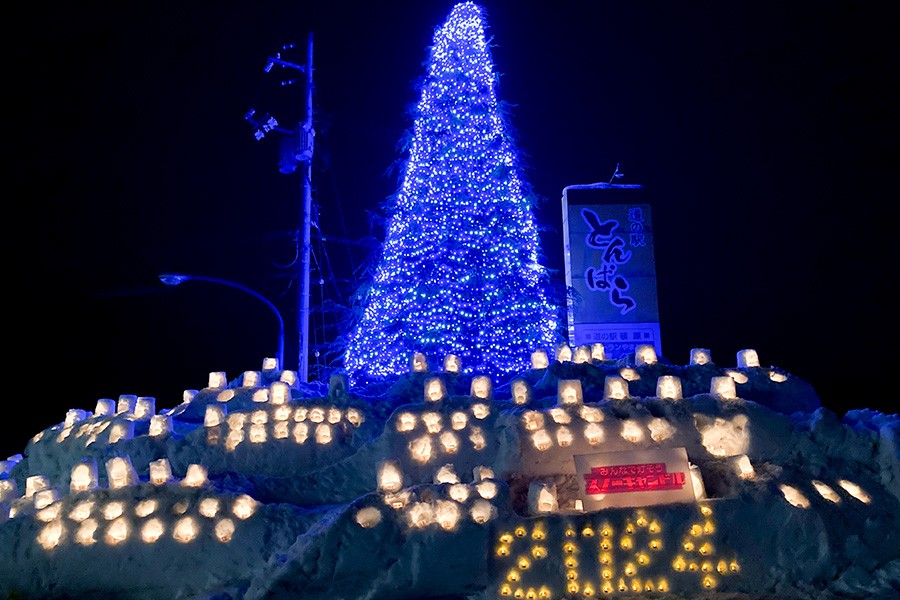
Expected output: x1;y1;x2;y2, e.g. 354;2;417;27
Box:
344;2;561;380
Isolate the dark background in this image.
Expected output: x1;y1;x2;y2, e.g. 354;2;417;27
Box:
6;1;896;459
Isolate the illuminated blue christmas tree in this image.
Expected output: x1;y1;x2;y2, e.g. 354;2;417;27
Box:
344;2;561;380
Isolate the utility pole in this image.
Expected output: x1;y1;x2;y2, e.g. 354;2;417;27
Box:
245;33;314;380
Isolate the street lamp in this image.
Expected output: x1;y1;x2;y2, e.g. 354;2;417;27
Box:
159;273;285;371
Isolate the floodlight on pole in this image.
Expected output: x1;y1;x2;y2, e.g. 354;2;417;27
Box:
159;273;285;371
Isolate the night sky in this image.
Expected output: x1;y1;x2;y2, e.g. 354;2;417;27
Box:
6;2;895;459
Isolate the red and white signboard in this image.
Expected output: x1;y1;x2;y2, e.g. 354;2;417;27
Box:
573;447;696;510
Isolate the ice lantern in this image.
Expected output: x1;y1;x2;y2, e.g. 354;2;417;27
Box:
710;376;737;400
528;482;558;515
573;345;592;364
470;376;491;400
94;398;116;417
444;354;460;373
604;376;629;400
149;458;173;485
558;380;583;406
377;460;403;493
656;376;683;400
411;352;428;373
106;456;139;489
531;349;549;369
635;344;657;366
70;461;98;493
690;348;712;365
556;343;573;362
424;377;446;402
736;349;760;368
207;371;228;389
591;343;606;361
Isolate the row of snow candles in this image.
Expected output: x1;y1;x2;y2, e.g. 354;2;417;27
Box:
419;372;769;410
29;487;258;551
410;346;772;374
354;462;499;530
203;404;364;449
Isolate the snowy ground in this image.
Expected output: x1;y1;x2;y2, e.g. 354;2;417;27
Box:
1;349;897;599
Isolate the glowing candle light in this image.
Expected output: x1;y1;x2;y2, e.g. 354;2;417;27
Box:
232;494;259;520
355;506;382;528
172;516;198;543
511;379;530;405
470;499;495;524
396;412;417;432
105;517;130;545
346;408;364;427
573;345;591;364
182;464;208;488
75;518;98;546
207;372;227;389
422;412;443;433
70;462;98;493
473;465;495;482
149;458;173;486
471;403;491;419
107;456;139;488
648;418;676;442
439;431;459;454
411;352;428;373
556;427;574;447
242;370;261;387
195;498;219;519
149;414;172;437
710;376;737;400
522;411;544;431
690;348;712;365
133;396;155;420
736;349;760;368
448;483;470;503
656;375;682;400
108;422;134;444
36;519;65;550
406;502;435;528
531;429;553;451
476;480;498;499
584;422;604;445
531;350;549;369
724;369;749;384
215;518;235;542
141;518;165;543
635;344;658;366
269;381;290;405
315;423;332;444
262;357;278;371
443;354;460;373
94;398;116;417
604;376;629;400
409;435;434;463
450;411;468;430
292;422;309;444
378;460;404;493
204;405;225;427
435;464;459;484
435;499;461;530
471;376;492;399
558;380;582;405
134;499;158;518
837;479;871;504
621;419;644;443
424;377;445;402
